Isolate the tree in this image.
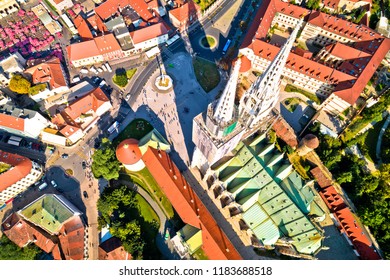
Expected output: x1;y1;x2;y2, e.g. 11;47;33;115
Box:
0;235;43;260
91;138;121;181
306;0;321;10
9;74;31;94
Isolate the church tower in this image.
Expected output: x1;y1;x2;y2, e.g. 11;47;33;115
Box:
191;59;245;172
238;18;304;129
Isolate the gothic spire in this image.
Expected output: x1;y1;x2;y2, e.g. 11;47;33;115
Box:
239;18;304;128
213;58;241;125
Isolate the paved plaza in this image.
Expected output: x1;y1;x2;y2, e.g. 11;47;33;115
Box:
130;52;226;166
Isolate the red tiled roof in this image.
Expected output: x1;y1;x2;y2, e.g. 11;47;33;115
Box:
0;113;24;132
292;47;313;59
322;0;340;9
335;208;381;260
99;237;132;260
272;117;298;148
116;138;142;165
58;216;85;260
2;213;56;253
95;0;154;22
130;22;169;44
239;55;252;72
73;15;94;40
0;150;33;192
310;166;333;188
251;39;355;84
24;57;66;90
324;42;371;60
94;34;122;54
66;40;101;62
319;185;346;212
142;148;242;260
169;1;200;23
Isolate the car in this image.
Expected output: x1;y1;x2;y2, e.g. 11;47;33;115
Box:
72;76;81;83
101;64;107;71
82;161;87;169
97;67;103;73
61;153;69;159
125;94;130;101
92;76;101;85
80;68;89;74
51;180;58;188
83;191;88;199
105;62;112;72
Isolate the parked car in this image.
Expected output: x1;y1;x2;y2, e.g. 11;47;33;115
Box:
125;94;130;101
105;62;112;72
51;180;58;188
101;64;107;71
82;161;87;170
83;191;88;199
61;153;69;159
90;66;98;74
80;68;89;74
97;67;103;73
72;76;81;83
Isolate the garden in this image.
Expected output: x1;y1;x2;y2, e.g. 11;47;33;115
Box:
192;57;220;93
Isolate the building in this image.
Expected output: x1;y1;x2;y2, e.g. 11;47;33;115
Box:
105;16;134;53
2;194;86;260
0;104;50;138
205;133;325;258
141;147;243;260
169;1;201;32
0;150;43;207
66;34;123;67
24;57;69;103
376;14;390;38
130;22;170;52
192;16;302;172
239;0;390;116
320;0;371;13
170;224;202;259
73;14;94;40
47;0;74;14
99;237;132;260
0;0;19;19
31;4;62;35
296;133;319;156
48;87;112;145
0;52;26;87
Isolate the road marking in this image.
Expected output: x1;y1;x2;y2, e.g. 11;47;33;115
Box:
76;151;89;161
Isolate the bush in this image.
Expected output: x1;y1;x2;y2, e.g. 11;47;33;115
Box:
113;73;128;87
9;74;31;94
28;83;47;95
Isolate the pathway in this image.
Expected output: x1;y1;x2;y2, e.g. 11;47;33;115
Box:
376;110;390;165
115;179;179;260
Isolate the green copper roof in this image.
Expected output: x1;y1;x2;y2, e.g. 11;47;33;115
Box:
19;194;79;234
212;134;324;255
138;129;170;154
177;224;202;254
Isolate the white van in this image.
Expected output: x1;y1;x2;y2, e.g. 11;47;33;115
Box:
101;64;107;71
38;182;48;191
80;68;89;74
105;62;112;72
72;76;81;83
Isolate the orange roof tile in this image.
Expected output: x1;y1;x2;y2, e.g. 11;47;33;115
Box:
130;22;169;44
95;0;154;22
0;113;24;132
94;34;122;54
24;57;67;90
142;148;242;260
272;117;298;147
239;55;252;72
168;1;200;23
58;216;85;260
335;208;381;260
73;15;94;40
324;42;371;60
319;185;346;212
0;150;33;192
66;40;101;62
116;139;142;165
251;39;355;84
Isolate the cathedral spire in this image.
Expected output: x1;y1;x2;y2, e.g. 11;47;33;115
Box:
213;58;241;125
239;18;304;128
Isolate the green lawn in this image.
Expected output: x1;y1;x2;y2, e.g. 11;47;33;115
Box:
125;168;174;219
126;69;137;80
193;57;220;93
284;84;321;104
283;97;301;113
364;118;386;162
113;118;153;147
192;247;209;260
135;194;159;223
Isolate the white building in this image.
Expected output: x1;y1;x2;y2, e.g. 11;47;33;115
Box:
130;23;169;52
0;104;51;138
0;52;26;87
0;150;43;206
0;0;19;19
47;0;74;14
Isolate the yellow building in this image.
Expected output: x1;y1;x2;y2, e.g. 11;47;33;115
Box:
0;0;19;19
